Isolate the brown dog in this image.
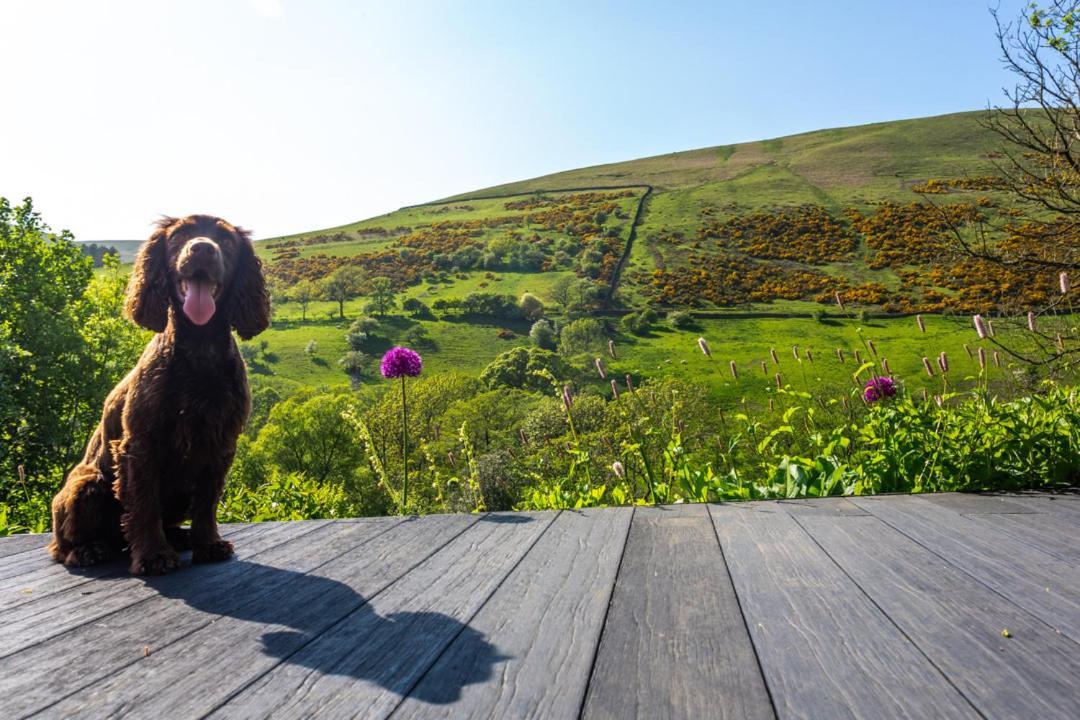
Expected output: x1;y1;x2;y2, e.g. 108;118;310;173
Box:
48;215;270;575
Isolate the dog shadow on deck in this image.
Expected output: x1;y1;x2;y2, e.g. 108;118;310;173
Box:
145;559;508;705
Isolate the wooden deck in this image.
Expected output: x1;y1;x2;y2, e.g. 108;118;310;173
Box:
2;492;1079;719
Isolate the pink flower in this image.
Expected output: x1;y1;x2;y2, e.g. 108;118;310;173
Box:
937;352;949;373
792;345;800;360
775;373;782;389
625;374;635;393
1061;271;1071;294
881;357;891;374
561;384;573;411
729;360;738;379
608;339;617;359
611;378;619;399
380;346;423;378
760;360;768;374
770;348;779;365
836;348;845;363
922;356;935;377
698;337;711;357
963;343;972;358
1027;311;1037;332
595;357;606;379
994;350;1002;367
867;339;877;356
611;461;625;479
973;314;987;339
977;347;987;369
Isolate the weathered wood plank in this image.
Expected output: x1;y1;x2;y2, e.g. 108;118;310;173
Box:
774;497;869;516
851;495;1080;643
0;533;50;559
198;512;557;720
710;503;980;720
0;522;258;611
967;511;1080;563
393;507;633;720
796;512;1080;719
1002;493;1080;518
0;520;329;657
32;512;489;719
0;517;407;718
581;504;774;720
921;492;1042;514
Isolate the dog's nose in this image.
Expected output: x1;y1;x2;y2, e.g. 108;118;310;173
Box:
187;238;219;257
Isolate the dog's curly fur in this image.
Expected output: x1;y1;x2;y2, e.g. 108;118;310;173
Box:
48;215;269;575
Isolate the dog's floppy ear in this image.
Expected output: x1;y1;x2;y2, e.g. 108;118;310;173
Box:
226;226;270;340
124;218;175;332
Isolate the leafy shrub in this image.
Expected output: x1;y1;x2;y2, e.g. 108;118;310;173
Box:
667;310;693;329
529;319;558;350
558;317;605;355
480;346;568;392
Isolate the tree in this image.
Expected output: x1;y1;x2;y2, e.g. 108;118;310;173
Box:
288;279;318;321
519;292;545;321
252;393;365;486
320;266;364;319
529;319;558;350
366;276;398;317
0;198;145;524
402;297;431;317
549;274;590;313
558;317;606;355
667;310;693;329
480;346;568;392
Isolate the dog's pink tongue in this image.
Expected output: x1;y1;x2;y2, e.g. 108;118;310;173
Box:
182;280;216;325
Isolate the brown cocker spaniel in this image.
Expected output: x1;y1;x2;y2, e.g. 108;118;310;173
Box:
48;215;270;575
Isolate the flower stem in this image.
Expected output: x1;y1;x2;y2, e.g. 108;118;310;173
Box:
401;375;408;515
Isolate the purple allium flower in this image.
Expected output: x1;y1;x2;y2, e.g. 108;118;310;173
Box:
973;314;987;339
380;346;423;378
595;357;606;379
729;360;738;379
863;376;897;403
698;337;711;357
608;339;617;359
922;356;935;378
1061;271;1071;294
611;461;625;479
916;314;926;333
1027;311;1037;332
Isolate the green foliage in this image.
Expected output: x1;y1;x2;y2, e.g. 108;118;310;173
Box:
287;279;318;320
460;292;523;319
519;292;545;321
666;310;693;329
219;468;360;522
402;297;431;317
365;276;398;316
529;319;558;350
320;265;364;318
480;346;568;392
558;317;606;355
0;198;144;525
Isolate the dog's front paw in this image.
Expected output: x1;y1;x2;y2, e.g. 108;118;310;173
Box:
192;538;234;564
130;547;180;576
63;541;115;568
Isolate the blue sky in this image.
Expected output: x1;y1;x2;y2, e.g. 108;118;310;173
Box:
0;0;1027;239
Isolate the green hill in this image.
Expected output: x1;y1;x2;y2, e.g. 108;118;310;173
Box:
252;110;1038;391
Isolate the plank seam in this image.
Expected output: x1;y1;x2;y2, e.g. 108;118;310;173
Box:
18;518;406;720
575;504;636;720
788;511;988;720
851;497;1080;651
196;513;488;719
384;510;566;718
707;503;779;720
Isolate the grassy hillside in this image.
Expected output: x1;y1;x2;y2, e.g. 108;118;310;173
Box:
113;111;1058;392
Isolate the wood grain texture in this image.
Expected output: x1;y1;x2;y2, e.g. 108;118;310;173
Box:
0;520;326;658
582;503;774;720
797;512;1080;719
921;492;1042;514
202;512;556;720
774;497;869;516
0;522;256;612
967;511;1080;563
0;533;50;559
38;512;484;720
852;495;1080;642
0;518;401;718
393;507;633;720
710;502;980;720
